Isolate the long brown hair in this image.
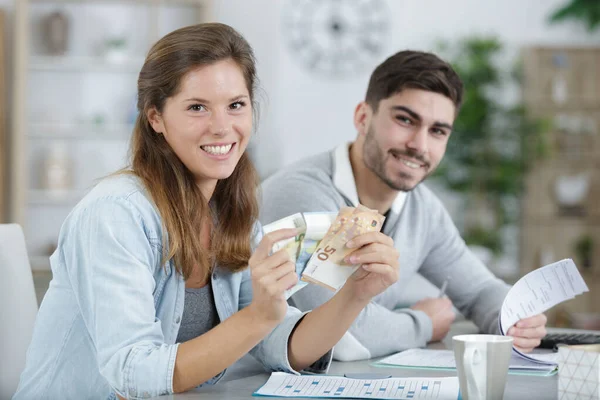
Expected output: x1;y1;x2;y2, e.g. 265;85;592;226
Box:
128;23;260;281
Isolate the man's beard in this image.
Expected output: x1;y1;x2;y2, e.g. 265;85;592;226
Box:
362;125;431;192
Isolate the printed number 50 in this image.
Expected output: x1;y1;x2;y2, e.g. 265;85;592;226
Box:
317;246;336;261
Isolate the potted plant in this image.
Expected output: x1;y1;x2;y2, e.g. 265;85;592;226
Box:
434;37;550;258
548;0;600;32
574;235;594;269
104;37;129;64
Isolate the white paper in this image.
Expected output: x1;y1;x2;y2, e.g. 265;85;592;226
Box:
499;259;588;334
378;349;556;372
498;258;588;364
254;372;460;399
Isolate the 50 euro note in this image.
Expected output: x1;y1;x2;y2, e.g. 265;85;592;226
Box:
302;205;386;291
262;212;337;299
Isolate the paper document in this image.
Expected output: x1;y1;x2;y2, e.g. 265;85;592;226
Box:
498;258;588;364
254;372;460;399
377;349;556;375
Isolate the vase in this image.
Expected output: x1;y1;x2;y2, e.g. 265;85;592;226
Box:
42;144;72;192
44;10;69;55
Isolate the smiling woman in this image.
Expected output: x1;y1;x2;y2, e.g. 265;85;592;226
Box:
14;22;400;400
133;28;260;286
147;60;252;192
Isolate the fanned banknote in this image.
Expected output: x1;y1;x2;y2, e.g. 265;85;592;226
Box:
263;212;336;298
302;205;385;291
262;213;307;262
319;206;354;247
262;206;385;296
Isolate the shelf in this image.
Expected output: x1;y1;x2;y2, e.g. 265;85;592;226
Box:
29;0;207;5
28;189;88;206
522;215;600;225
28;122;134;140
29;55;145;73
12;0;213;268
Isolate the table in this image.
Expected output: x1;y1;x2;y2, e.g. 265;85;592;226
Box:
156;322;558;399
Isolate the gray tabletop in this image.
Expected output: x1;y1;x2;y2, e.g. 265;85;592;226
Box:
156;322;557;399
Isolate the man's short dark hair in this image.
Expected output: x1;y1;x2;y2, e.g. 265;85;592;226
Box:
365;50;463;112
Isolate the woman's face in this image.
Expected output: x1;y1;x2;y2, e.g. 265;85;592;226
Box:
148;59;253;196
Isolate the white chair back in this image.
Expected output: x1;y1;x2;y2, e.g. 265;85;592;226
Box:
0;224;39;399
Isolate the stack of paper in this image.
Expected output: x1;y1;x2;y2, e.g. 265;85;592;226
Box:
498;258;589;365
376;348;557;376
262;205;385;296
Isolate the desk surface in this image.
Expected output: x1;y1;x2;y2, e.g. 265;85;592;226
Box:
157;323;558;399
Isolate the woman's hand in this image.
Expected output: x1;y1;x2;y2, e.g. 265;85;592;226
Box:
343;231;399;302
247;229;299;326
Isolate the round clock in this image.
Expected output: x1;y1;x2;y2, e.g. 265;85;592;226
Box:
282;0;390;78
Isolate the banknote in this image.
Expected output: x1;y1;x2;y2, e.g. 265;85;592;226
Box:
262;213;307;262
262;212;336;298
319;206;354;248
302;205;385;291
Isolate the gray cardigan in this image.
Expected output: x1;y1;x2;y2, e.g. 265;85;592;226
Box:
260;144;510;360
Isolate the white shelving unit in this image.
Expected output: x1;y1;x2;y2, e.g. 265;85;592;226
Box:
29;55;145;72
28;122;135;140
10;0;214;269
0;10;5;223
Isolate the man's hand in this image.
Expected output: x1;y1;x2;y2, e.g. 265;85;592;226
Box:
411;297;455;342
507;314;547;353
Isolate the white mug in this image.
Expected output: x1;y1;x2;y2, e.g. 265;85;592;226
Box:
453;334;513;400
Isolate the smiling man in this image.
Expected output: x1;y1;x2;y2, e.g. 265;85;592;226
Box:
260;50;548;360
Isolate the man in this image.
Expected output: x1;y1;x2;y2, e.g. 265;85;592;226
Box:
260;50;547;360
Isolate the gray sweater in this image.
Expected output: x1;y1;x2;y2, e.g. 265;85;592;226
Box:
260;144;510;360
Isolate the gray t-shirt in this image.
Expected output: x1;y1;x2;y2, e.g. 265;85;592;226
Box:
260;144;510;360
176;283;220;343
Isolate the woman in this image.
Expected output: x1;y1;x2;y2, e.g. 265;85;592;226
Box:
14;23;400;399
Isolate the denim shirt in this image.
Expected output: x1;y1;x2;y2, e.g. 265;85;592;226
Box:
14;175;331;400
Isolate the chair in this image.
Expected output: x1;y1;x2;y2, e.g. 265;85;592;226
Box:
0;224;39;399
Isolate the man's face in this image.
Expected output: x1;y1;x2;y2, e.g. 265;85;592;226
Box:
361;88;456;191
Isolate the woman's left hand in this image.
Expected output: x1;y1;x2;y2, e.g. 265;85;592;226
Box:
343;231;399;302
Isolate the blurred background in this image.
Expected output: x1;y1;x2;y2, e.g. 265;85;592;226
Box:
0;0;599;329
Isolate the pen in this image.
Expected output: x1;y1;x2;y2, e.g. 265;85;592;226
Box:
438;277;450;298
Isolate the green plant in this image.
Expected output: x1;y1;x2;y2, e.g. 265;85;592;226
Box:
434;37;550;254
548;0;600;32
574;235;594;268
463;227;502;254
105;37;127;49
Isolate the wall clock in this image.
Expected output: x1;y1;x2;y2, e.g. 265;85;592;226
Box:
282;0;390;78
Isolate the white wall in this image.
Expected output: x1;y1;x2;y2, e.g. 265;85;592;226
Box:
2;0;598;179
213;0;283;175
216;0;600;178
2;0;14;222
214;0;600;280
